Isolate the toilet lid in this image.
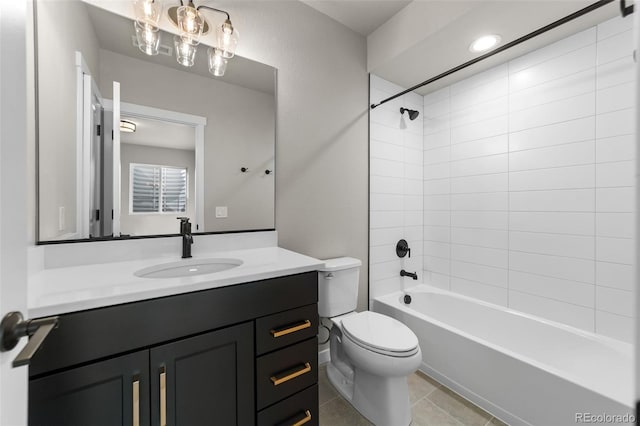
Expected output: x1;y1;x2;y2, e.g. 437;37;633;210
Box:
341;311;418;354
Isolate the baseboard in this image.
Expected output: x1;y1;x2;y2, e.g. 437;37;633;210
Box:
318;348;330;365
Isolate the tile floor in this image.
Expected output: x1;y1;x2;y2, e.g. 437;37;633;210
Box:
318;364;508;426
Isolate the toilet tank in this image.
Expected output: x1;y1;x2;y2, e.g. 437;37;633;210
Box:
318;257;362;318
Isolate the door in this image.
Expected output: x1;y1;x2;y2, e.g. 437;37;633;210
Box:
0;0;29;424
634;0;640;417
29;351;150;426
83;74;104;238
112;81;121;237
150;322;255;426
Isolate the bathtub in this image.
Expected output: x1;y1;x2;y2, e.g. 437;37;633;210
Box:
373;285;635;426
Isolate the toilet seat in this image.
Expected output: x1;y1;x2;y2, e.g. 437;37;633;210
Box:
341;311;419;357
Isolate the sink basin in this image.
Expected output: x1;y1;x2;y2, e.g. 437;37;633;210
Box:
135;258;243;279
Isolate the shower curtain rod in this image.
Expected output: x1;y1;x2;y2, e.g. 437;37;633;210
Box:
370;0;623;110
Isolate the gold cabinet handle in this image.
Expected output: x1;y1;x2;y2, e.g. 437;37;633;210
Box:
291;410;312;426
270;320;311;338
132;376;140;426
270;362;312;386
160;367;167;426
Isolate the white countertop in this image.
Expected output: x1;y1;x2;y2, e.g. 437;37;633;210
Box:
28;247;324;318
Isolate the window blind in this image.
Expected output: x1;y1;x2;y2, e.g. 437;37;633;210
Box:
161;167;187;212
130;164;187;214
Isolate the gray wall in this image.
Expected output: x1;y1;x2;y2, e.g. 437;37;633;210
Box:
98;49;275;232
37;0;99;240
120;143;196;236
223;1;370;310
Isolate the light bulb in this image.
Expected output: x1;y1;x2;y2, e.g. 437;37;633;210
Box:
134;21;160;55
216;20;238;59
177;5;204;43
208;47;228;77
174;35;198;67
133;0;162;25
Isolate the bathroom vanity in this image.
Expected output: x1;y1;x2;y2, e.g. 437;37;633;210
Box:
26;244;322;426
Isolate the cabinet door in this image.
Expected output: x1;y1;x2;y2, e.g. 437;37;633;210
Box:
150;322;254;426
29;351;149;426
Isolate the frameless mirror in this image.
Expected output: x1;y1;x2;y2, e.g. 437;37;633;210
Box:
36;0;276;242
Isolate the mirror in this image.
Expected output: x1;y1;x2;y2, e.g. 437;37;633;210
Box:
36;0;276;242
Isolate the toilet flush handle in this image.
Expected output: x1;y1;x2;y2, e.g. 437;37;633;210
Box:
324;272;334;279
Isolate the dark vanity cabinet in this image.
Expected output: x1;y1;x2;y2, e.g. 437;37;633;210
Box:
28;271;319;426
30;351;151;426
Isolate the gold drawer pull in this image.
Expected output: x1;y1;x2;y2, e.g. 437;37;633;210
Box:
160;367;167;426
270;362;312;386
132;376;140;426
271;320;311;338
289;410;312;426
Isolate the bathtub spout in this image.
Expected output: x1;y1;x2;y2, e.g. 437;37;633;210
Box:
400;270;418;280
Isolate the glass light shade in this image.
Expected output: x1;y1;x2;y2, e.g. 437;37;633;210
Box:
134;21;160;55
174;36;198;67
177;5;204;43
216;21;238;59
133;0;163;25
208;47;228;77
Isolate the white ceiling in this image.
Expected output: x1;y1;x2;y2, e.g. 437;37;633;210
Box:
120;116;195;151
371;1;620;95
302;0;621;96
301;0;411;35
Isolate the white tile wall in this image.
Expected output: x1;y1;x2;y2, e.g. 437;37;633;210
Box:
418;15;636;342
369;75;424;304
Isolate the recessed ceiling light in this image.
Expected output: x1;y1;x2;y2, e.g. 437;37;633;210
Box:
469;35;501;53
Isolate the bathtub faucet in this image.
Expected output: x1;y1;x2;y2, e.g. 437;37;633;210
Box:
400;270;418;280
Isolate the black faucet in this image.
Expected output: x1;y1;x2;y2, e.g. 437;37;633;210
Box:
177;217;193;258
400;269;418;280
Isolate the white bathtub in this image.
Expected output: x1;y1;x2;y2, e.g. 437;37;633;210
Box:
373;285;635;426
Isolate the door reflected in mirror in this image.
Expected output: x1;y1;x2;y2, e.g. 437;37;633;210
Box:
36;0;276;242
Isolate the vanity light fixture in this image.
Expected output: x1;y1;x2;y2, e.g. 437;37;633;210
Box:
133;0;163;25
132;0;239;76
174;35;198;66
208;47;228;76
469;34;501;53
133;0;163;55
166;0;239;75
134;20;161;55
120;120;137;133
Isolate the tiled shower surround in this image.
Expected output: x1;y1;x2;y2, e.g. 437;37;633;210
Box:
369;15;636;342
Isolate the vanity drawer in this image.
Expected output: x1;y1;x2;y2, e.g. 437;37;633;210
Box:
257;338;318;410
256;304;318;355
257;384;318;426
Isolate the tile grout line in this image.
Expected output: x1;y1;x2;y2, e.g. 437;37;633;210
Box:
448;86;453;290
593;23;599;334
319;394;340;408
507;61;511;308
411;393;466;426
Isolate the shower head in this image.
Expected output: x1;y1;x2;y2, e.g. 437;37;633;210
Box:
400;107;419;120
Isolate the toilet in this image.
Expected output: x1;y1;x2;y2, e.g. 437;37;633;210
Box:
318;257;422;426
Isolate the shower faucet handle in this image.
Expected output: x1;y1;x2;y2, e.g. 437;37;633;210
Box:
396;239;411;258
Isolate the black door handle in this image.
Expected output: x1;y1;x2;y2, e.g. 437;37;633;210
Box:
0;311;59;367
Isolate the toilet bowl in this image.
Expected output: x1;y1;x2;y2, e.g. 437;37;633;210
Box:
318;258;422;426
